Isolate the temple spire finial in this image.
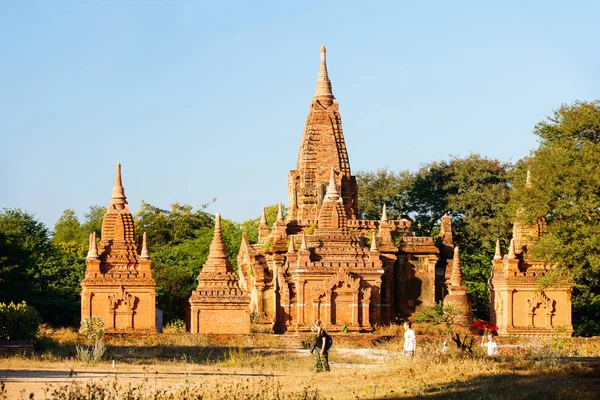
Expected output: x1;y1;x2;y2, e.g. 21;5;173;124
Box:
450;246;463;286
287;236;296;253
314;45;334;105
324;167;341;202
110;162;128;208
300;231;308;250
525;168;532;189
381;204;388;222
277;203;284;222
260;207;267;225
370;232;378;251
494;239;502;260
507;238;516;259
87;232;99;259
140;232;149;259
202;213;233;274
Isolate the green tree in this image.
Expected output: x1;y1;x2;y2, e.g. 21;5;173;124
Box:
0;209;52;305
510;100;600;336
356;168;413;220
357;155;512;320
52;209;85;244
82;205;105;239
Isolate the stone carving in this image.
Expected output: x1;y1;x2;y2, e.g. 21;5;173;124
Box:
526;291;555;328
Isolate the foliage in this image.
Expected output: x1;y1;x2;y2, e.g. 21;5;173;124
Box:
510;100;600;336
356;168;413;220
0;208;83;326
0;301;41;343
413;302;465;336
77;316;106;365
357;155;513;320
163;319;186;333
79;316;106;343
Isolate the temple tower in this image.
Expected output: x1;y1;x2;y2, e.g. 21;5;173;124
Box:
81;163;156;332
490;170;573;335
188;214;250;334
287;46;359;222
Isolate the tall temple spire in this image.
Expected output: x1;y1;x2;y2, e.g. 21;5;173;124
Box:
140;232;149;259
314;45;334;105
324;167;341;202
381;204;388;222
450;246;464;287
202;213;233;274
110;162;128;208
277;203;284;222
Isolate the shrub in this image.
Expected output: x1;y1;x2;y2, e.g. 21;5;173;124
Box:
76;316;106;364
0;301;41;343
163;319;186;333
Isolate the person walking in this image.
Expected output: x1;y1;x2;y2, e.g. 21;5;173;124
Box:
310;320;331;372
403;321;416;357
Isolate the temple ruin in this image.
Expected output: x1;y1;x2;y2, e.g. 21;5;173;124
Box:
81;163;157;333
237;46;461;333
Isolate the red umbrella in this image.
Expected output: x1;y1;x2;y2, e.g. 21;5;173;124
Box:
474;320;499;331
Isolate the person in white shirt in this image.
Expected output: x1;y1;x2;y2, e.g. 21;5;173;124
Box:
483;334;498;357
403;321;416;357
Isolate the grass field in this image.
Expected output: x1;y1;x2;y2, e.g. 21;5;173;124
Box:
1;327;599;399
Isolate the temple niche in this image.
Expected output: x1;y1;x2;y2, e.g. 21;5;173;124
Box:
237;46;458;333
81;163;157;333
188;214;250;334
490;170;573;335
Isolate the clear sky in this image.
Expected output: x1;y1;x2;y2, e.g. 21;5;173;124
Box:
1;1;599;228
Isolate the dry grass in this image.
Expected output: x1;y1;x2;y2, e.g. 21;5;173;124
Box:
2;330;600;399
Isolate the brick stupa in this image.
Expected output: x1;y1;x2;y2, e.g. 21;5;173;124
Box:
238;47;454;333
81;163;156;332
490;170;573;335
188;213;250;334
443;247;473;326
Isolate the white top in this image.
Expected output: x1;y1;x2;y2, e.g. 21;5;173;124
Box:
486;340;498;356
404;329;416;352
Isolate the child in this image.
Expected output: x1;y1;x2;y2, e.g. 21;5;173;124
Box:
403;321;416;357
483;334;498;357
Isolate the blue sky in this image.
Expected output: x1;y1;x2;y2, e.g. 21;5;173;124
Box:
1;1;599;228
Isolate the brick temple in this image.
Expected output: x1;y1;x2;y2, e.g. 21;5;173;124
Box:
188;213;250;334
81;163;157;333
237;47;459;333
490;171;573;335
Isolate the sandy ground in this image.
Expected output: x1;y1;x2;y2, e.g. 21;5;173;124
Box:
0;348;384;399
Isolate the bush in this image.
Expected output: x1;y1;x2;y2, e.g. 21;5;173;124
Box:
0;301;41;343
77;316;106;364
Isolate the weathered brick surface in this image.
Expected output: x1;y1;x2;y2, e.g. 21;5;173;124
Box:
490;175;573;336
188;214;250;334
81;163;156;333
237;47;456;334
